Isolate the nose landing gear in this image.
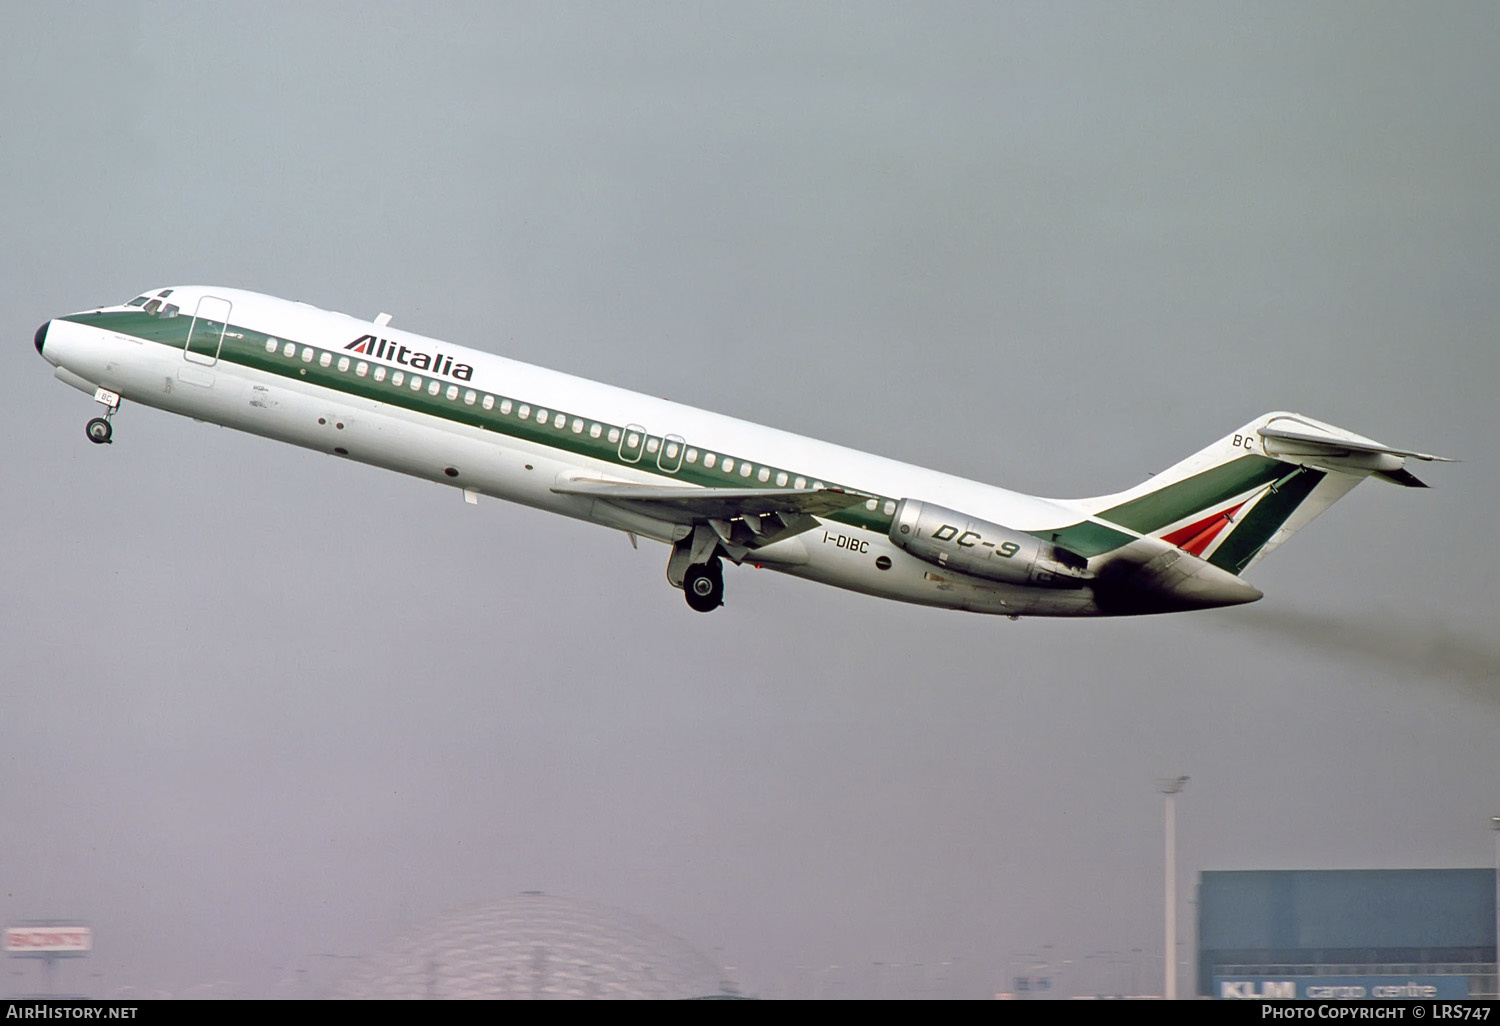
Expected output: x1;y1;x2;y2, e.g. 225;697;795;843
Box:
85;387;121;445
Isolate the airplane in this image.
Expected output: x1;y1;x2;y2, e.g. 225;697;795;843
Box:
33;287;1452;617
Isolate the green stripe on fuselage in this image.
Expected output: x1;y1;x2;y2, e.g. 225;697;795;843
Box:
71;308;195;347
66;309;902;534
1100;455;1288;535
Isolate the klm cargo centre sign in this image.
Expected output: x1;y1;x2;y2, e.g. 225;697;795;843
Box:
1215;976;1470;1000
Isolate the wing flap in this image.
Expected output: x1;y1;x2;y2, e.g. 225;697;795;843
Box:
551;479;870;521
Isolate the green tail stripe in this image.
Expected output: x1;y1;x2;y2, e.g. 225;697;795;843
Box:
1101;455;1287;534
1207;468;1327;574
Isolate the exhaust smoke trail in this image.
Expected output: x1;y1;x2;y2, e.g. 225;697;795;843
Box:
1223;608;1500;705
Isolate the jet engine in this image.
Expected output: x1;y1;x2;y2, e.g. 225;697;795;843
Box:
888;498;1092;588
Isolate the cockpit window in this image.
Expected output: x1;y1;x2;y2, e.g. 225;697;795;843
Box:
161;303;179;318
157;289;173;298
127;296;149;307
143;299;161;314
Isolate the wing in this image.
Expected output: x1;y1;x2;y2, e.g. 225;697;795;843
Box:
551;478;870;551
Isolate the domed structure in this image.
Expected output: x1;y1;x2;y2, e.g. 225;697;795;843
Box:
329;892;731;999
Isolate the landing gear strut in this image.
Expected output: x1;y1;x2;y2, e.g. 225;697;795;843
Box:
668;525;729;613
683;558;724;613
85;387;121;445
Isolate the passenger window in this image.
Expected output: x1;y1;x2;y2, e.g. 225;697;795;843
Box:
776;472;788;487
338;356;350;372
283;342;296;358
758;467;770;482
722;458;734;473
319;352;332;368
740;463;753;478
704;453;716;468
463;389;476;405
519;405;530;420
356;362;368;377
685;448;698;463
374;366;386;382
301;348;314;362
498;399;511;414
428;380;441;395
607;427;620;443
391;371;404;386
482;395;495;410
589;423;602;439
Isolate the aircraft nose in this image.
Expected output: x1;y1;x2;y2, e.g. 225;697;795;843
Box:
34;320;49;356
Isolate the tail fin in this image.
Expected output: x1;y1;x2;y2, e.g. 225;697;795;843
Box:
1069;412;1453;576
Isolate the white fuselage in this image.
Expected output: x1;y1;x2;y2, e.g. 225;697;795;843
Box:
37;286;1113;615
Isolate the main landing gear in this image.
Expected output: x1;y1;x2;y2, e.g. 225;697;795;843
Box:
668;525;728;613
85;387;122;445
683;558;724;613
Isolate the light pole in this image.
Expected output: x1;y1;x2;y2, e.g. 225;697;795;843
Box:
1159;776;1189;1000
1491;817;1499;998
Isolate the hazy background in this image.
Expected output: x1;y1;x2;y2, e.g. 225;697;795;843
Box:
2;1;1496;998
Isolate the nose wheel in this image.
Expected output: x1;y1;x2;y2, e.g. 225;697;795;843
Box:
683;559;724;613
85;387;121;445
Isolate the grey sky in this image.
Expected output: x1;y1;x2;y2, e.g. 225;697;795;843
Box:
2;2;1497;998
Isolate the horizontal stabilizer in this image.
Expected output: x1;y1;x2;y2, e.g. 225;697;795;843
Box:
1258;422;1455;464
1372;467;1430;488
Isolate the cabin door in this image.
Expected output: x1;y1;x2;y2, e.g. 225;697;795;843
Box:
184;296;232;366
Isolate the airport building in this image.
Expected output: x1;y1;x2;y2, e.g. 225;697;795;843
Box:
1198;869;1498;1000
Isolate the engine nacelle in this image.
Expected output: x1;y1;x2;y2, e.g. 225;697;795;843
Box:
888;498;1092;588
